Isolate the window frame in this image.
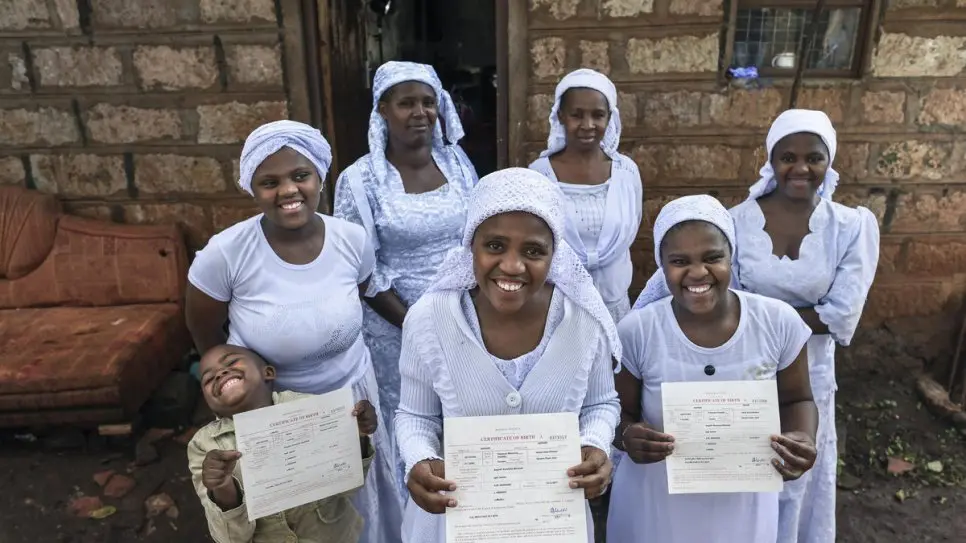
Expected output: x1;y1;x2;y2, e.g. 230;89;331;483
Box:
721;0;879;80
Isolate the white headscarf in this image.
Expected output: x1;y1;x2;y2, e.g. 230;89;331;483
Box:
540;68;621;158
630;194;739;311
427;167;621;364
237;120;332;196
747;108;839;200
367;61;465;183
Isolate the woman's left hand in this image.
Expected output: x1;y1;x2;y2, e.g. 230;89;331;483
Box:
567;446;612;499
771;431;817;481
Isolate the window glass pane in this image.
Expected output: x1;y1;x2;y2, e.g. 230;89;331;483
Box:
731;7;861;71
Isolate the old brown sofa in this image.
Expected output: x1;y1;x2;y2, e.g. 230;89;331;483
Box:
0;186;192;428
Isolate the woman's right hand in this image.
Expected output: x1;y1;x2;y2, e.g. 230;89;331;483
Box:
407;459;458;514
622;422;675;464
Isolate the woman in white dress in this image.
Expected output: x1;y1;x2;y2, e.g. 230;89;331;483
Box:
184;121;403;543
729;109;880;543
394;168;620;542
608;194;819;543
528;68;642;324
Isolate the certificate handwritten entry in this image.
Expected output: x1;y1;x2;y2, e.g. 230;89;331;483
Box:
661;380;782;495
443;413;587;543
233;388;363;520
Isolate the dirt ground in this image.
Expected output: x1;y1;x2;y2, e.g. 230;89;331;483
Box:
1;327;964;543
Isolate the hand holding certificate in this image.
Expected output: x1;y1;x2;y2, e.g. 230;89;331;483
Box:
443;413;589;543
661;380;783;494
233;388;363;520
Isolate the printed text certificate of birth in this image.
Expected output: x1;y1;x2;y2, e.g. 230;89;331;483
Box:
443;412;587;543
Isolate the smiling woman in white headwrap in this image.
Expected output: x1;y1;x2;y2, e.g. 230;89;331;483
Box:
185;120;403;543
609;194;819;543
395;168;620;542
334;62;479;497
529;68;643;324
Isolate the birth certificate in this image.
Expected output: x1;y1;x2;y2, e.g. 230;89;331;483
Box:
233;388;363;520
661;380;783;494
444;413;587;543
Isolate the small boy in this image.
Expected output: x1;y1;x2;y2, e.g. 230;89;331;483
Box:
187;344;377;543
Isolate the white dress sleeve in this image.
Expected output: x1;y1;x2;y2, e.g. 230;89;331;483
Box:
616;311;646;380
394;307;444;478
187;237;231;302
814;207;880;346
578;336;621;454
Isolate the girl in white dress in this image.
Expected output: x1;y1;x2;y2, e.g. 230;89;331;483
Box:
528;68;642;324
608;195;819;543
394;168;621;542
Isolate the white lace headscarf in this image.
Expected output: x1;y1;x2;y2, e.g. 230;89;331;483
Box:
540;68;621;158
748;108;839;200
237;120;332;196
631;195;739;311
367;61;465;183
427;168;622;365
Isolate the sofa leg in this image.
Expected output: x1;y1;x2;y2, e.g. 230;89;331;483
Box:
97;423;132;436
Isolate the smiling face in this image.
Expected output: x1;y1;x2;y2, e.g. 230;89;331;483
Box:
199;345;276;418
558;88;610;153
471;211;555;315
250;147;322;230
770;132;830;202
379;81;438;150
660;220;733;316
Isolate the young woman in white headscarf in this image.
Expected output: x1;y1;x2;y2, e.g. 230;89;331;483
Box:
608;194;819;543
395;168;620;542
334;62;478;495
185;120;403;543
528;68;643;324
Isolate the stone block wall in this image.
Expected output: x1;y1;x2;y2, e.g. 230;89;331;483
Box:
522;0;966;340
0;0;307;250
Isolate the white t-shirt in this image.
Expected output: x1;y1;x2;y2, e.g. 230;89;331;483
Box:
607;290;812;543
188;213;376;393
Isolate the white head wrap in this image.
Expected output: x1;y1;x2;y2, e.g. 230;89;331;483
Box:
368;61;465;181
747;108;839;200
238;120;332;196
630;195;739;311
540;68;621;158
427;167;621;364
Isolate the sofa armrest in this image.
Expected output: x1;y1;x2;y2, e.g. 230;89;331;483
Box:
0;216;189;309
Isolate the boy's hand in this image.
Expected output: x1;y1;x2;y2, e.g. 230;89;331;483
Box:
353;400;378;436
202;449;242;510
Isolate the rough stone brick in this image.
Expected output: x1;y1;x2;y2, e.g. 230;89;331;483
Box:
862;91;905;124
877;242;900;275
669;0;723;16
666;145;742;180
872;33;966;78
134;155;226;193
888;0;940;8
5;52;29;91
85;104;182;144
630;144;661;181
0;0;52;30
64;203;114;222
874;140;952;181
836;144;870;182
832;191;887;226
619;92;637;128
643;91;702;130
90;0;196;28
212;204;259;233
33;47;123;87
52;0;80;29
603;0;654;17
133;46;219;91
529;0;580;20
627;34;719;74
197;101;289;144
527;94;554;136
865;281;952;320
226;45;283;86
200;0;276;23
580;41;610;75
918;88;966;125
0;107;79;146
708;88;783;128
231;159;240;186
903;240;966;276
891;191;966;233
125;203;210;250
0;157;25;186
797;87;847;123
531;37;566;81
30;154;126;197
